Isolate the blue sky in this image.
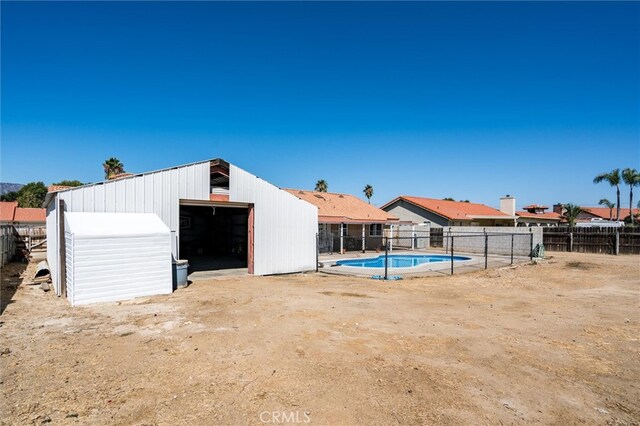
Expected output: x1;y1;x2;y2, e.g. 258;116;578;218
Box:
2;1;639;209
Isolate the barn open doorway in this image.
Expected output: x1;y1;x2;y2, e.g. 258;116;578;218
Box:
179;203;252;276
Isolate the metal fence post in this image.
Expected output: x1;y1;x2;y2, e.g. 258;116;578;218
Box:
384;238;389;281
315;233;319;272
484;230;488;270
615;230;620;255
450;236;454;275
510;234;514;265
530;229;534;261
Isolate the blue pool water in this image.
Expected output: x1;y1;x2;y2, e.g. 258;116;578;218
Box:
335;254;471;268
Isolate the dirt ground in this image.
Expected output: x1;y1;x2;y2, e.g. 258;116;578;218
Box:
1;252;638;425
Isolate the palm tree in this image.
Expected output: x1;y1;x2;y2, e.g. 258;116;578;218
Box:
315;179;328;192
598;198;615;221
622;168;639;225
363;184;373;204
593;169;621;220
563;204;582;227
103;157;125;179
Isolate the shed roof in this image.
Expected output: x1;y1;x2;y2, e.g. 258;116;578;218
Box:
44;157;228;208
65;212;170;237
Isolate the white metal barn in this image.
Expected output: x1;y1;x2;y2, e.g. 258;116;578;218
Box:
64;212;173;306
44;158;318;302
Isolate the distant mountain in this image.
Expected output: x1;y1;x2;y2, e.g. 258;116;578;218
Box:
0;183;23;196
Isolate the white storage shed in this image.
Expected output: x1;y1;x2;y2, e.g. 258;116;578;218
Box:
44;158;318;302
64;212;173;306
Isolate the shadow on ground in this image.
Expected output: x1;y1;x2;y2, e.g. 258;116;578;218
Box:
1;261;28;315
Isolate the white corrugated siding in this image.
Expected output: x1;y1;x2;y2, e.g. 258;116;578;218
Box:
229;165;318;275
46;201;58;293
47;161;210;293
64;213;172;306
65;231;73;304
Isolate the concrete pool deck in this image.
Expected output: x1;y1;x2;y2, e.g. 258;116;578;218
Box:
318;249;533;278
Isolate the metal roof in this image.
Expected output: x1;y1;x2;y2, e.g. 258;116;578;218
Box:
43;157;226;208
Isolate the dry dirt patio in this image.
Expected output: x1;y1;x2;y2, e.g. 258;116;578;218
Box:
1;252;638;425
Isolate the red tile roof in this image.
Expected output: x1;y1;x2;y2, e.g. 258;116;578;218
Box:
47;185;73;193
0;201;45;223
0;201;18;222
522;204;548;210
383;196;513;221
13;207;46;223
108;173;135;181
286;189;399;224
516;211;561;220
580;206;640;220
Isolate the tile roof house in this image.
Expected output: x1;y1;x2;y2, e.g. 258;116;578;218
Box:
567;205;640;223
381;196;517;227
0;201;46;225
516;204;562;227
285;189;399;253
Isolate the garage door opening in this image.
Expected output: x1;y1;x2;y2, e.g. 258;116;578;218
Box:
179;204;252;275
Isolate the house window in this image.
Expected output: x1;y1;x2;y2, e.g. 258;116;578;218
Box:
341;224;348;236
369;224;382;236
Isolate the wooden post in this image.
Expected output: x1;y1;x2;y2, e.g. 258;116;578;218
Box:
615;229;620;255
569;231;573;253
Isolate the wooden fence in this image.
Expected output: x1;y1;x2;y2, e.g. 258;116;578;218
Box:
14;225;47;251
0;225;18;269
543;227;640;255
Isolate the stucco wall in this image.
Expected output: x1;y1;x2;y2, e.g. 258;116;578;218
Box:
383;199;449;227
440;226;543;256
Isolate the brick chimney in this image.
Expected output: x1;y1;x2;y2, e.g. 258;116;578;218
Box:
499;195;516;216
553;203;564;215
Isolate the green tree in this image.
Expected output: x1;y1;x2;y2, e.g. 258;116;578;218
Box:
0;192;18;202
593;169;621;220
622;168;639;225
103;157;125;180
442;197;455;201
563;204;582;228
14;182;48;208
52;180;84;187
598;198;615;221
315;179;328;192
363;184;373;204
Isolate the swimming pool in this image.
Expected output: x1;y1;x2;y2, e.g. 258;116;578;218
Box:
335;254;471;268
